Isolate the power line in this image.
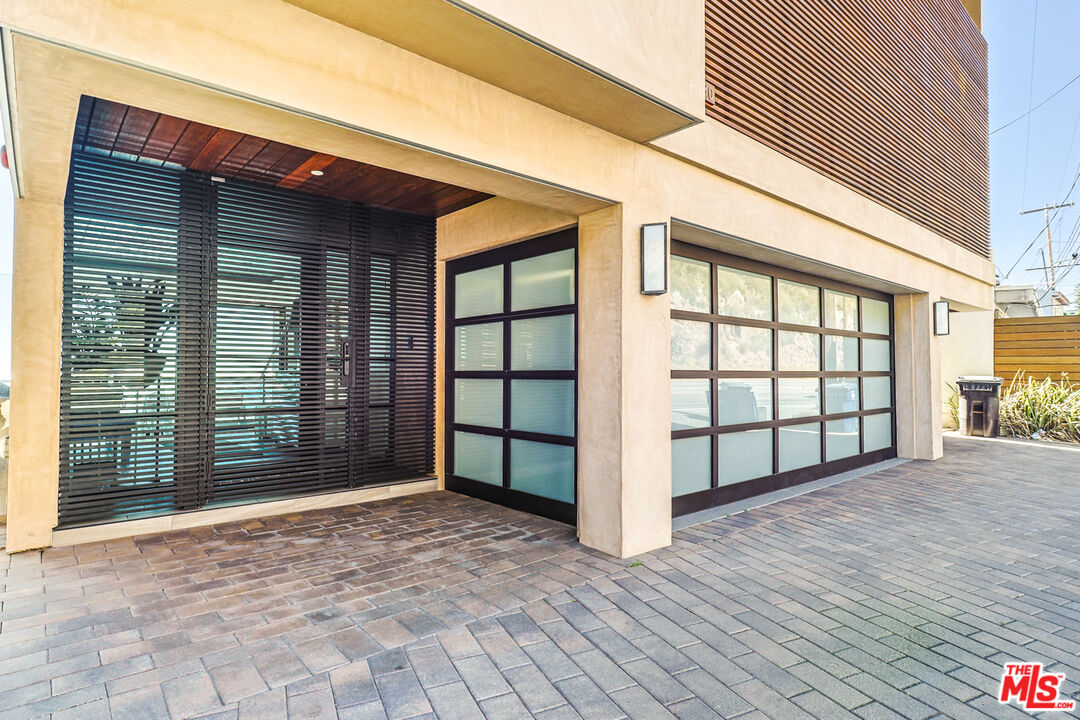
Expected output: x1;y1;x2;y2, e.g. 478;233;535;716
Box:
1019;0;1040;207
1001;157;1080;280
991;70;1080;135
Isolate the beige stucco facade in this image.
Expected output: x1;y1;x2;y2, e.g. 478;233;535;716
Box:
1;0;993;556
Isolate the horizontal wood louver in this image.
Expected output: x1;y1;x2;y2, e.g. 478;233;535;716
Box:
60;151;435;526
704;0;989;257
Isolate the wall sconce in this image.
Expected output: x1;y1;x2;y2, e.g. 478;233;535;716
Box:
934;300;950;336
640;222;668;295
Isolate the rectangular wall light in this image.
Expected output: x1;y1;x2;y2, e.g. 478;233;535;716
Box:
934;300;950;335
641;222;668;295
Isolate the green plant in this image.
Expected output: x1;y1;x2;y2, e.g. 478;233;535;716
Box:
945;381;959;429
998;373;1080;444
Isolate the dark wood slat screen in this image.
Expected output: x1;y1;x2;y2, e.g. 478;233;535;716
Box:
705;0;989;257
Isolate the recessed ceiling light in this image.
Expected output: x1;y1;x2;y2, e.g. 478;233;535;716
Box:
309;169;324;176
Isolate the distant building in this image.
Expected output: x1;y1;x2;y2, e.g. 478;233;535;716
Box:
995;285;1040;318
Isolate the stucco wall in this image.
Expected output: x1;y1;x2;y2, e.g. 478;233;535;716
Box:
940;310;995;428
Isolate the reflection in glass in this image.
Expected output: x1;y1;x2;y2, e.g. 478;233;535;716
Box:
862;339;891;371
511;380;574;436
863;376;891;409
455;323;502;371
716;379;772;425
863;413;892;451
672;379;711;430
510;440;574;502
862;297;890;334
716;323;771;370
824;335;859;371
454;431;502;485
672;320;712;370
455;379;502;427
455;265;502;318
778;331;820;371
826;418;860;461
779;423;821;472
672;436;711;497
778;279;820;326
671;256;711;313
511;315;574;370
778;378;820;419
510;249;574;311
824;290;858;330
716;265;771;320
718;430;772;485
825;377;860;414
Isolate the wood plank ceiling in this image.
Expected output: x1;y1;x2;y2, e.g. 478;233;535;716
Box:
71;97;491;217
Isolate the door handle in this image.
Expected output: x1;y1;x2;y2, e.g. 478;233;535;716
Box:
340;338;354;387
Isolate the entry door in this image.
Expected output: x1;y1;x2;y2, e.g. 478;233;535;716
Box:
446;230;577;525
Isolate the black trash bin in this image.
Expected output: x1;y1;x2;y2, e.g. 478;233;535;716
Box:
956;376;1004;437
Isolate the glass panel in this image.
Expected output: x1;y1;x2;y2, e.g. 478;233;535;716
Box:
778;331;820;371
511;314;574;370
672;436;711;497
863;376;892;410
717;430;772;486
824;335;859;372
455;322;503;371
824;290;858;330
453;431;502;485
825;377;859;415
671;255;711;313
454;379;502;428
671;320;712;370
455;265;503;318
826;418;860;461
863;413;893;451
510;249;574;311
778;378;821;419
716;323;771;370
716;379;772;425
510;440;574;503
862;297;890;334
777;279;820;326
779;423;821;472
862;339;891;371
716;265;771;320
511;380;574;436
672;379;711;430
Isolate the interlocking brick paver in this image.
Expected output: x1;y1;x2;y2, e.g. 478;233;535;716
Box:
4;438;1080;717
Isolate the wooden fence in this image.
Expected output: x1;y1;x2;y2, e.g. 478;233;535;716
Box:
994;316;1080;383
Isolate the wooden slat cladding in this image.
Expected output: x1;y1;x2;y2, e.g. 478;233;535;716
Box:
994;316;1080;382
705;0;989;257
71;96;491;218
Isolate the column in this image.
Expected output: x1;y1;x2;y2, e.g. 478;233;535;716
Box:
893;292;943;460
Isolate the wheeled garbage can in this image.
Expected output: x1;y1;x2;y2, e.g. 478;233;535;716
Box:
956;376;1003;438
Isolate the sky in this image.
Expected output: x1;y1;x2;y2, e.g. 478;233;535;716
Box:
986;0;1080;308
0;1;1075;381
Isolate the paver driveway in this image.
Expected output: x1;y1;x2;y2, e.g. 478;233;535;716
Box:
1;436;1079;719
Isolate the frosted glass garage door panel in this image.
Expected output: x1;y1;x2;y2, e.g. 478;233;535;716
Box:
672;379;712;430
863;376;892;410
672;436;711;497
510;440;574;503
862;339;891;372
511;315;574;370
824;290;858;331
455;265;503;318
671;256;711;313
825;377;860;415
862;298;890;334
511;380;574;436
863;413;893;451
672;320;712;370
716;379;772;425
779;423;821;472
453;432;502;486
511;249;575;311
826;418;860;461
454;379;503;428
455;323;503;371
778;279;820;326
825;335;859;372
716;265;771;320
717;430;772;486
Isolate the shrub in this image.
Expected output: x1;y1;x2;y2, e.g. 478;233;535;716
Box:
999;373;1080;444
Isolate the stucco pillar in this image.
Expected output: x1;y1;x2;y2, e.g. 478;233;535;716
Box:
894;292;943;460
6;198;64;552
577;204;671;558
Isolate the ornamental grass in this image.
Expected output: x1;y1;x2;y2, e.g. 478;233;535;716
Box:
999;373;1080;444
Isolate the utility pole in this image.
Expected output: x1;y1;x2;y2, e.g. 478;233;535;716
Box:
1022;201;1075;291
